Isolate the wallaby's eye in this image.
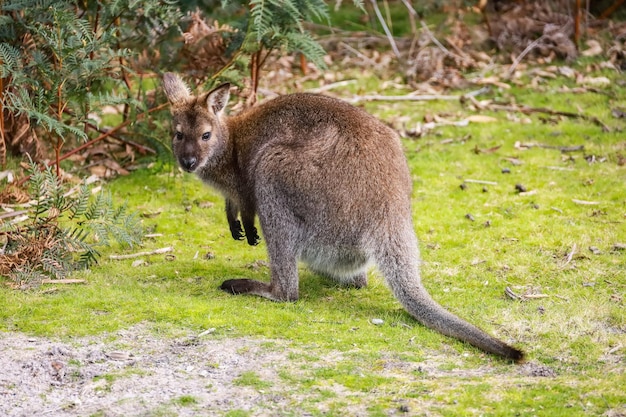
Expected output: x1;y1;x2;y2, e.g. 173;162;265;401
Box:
202;132;211;141
174;132;183;141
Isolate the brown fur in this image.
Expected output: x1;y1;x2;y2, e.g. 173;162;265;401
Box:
162;73;524;362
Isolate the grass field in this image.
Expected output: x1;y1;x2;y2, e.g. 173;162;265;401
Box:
1;66;625;416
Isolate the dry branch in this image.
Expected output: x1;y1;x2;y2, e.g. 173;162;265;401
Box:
369;0;401;59
41;279;86;285
109;246;173;260
345;94;462;104
464;179;498;185
465;95;610;132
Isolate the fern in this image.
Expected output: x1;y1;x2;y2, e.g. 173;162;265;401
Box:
0;42;21;77
68;184;90;219
1;162;144;287
1;0;183;161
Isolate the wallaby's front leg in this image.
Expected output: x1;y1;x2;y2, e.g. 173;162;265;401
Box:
226;199;244;241
241;210;260;246
226;199;259;246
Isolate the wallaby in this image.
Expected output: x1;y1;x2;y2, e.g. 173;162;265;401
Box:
162;72;524;362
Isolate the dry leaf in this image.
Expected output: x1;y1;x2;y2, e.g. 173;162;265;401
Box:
581;40;603;57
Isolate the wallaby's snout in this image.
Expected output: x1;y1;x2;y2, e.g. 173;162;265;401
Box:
180;156;198;172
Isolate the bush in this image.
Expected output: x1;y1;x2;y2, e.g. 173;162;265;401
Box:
0;0;182;167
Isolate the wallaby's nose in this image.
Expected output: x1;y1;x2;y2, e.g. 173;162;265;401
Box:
181;157;197;171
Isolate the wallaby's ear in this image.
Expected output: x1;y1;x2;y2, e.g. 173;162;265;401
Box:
162;72;191;105
207;83;231;116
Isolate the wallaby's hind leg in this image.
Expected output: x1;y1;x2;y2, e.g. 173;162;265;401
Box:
310;269;368;289
220;226;299;301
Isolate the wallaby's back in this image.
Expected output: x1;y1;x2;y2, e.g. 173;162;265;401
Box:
229;93;412;237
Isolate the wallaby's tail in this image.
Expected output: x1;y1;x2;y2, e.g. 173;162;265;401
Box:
377;240;525;362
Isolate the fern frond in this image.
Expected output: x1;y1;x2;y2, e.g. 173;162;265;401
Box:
0;42;21;78
282;31;328;69
68;184;90;219
76;249;100;270
41;252;70;279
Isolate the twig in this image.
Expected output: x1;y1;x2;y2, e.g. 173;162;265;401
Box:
507;21;574;78
399;0;419;56
307;80;356;93
505;286;521;300
345;94;463;104
41;279;86;285
572;199;600;205
516;142;585;153
469;101;610;132
561;243;577;268
419;20;473;65
79;118;157;155
0;210;27;220
505;286;550;301
464;179;498;185
506;34;547;78
523;293;549;299
109;246;173;260
338;42;380;67
16;103;169;187
368;0;401;59
545;166;575;171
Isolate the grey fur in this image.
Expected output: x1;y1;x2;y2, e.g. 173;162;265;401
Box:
162;72;524;362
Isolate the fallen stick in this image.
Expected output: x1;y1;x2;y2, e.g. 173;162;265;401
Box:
109;246;173;260
466;95;609;132
369;0;401;59
345;94;462;104
464;179;498;185
41;279;86;285
0;210;28;221
420;20;472;65
307;80;356;94
545;166;575;171
505;286;549;301
572;199;600;205
561;243;577;268
488;103;610;132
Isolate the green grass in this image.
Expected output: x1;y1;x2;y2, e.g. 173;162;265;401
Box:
172;395;199;406
233;371;273;390
1;64;625;416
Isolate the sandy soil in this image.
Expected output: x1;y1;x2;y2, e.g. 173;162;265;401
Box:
0;324;562;417
0;325;296;417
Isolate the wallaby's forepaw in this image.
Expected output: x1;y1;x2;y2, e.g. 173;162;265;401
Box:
220;279;257;295
229;220;245;241
246;227;260;246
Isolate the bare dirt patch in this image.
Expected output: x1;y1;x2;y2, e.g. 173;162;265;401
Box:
0;323;572;417
0;325;294;416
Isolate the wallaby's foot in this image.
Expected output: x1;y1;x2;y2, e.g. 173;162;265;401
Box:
246;227;260;246
220;279;259;295
229;220;245;241
220;278;297;301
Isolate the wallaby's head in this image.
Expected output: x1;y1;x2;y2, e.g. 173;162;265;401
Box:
162;73;231;172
